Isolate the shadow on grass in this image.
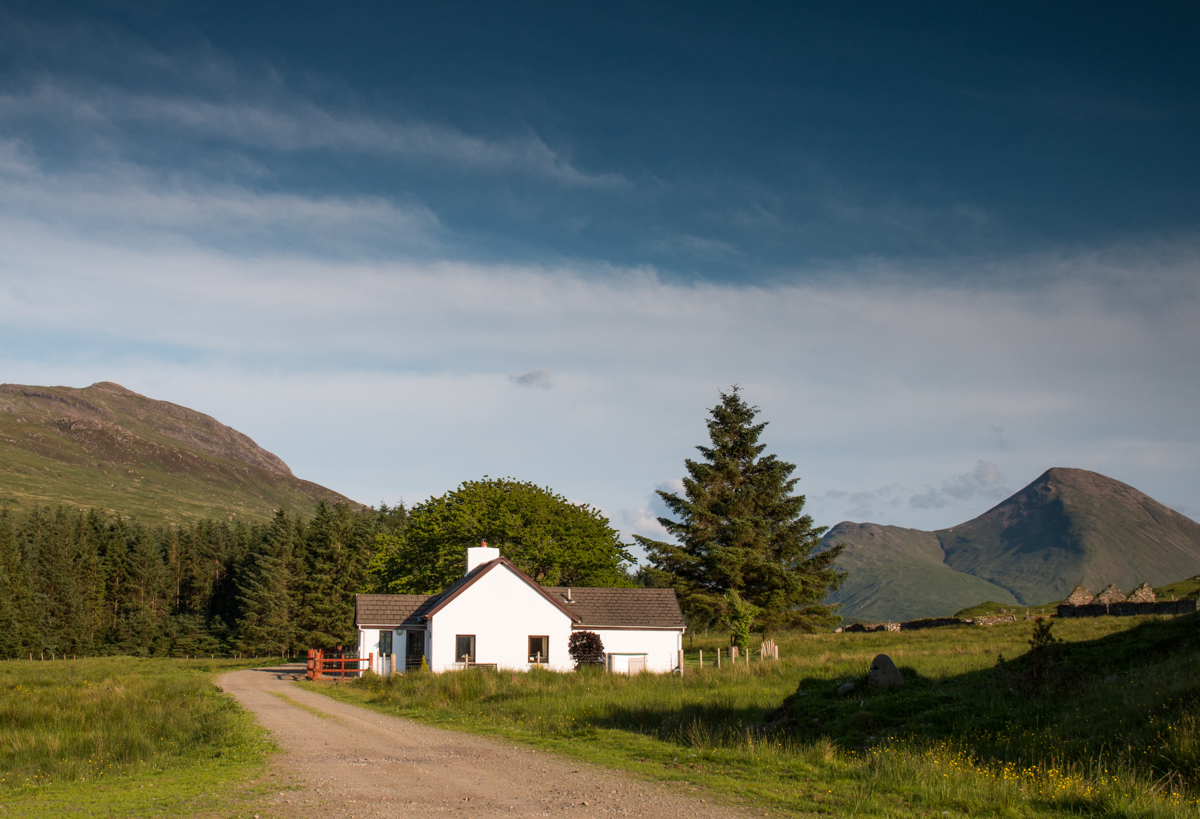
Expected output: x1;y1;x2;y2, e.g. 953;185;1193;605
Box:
770;614;1200;786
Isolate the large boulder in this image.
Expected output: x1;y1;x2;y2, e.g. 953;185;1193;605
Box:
866;654;903;689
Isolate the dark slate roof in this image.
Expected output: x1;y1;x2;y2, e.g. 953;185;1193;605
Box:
354;573;685;631
545;587;685;629
355;594;436;627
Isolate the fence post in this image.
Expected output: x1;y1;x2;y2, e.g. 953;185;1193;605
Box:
699;649;703;668
716;648;721;669
677;649;684;676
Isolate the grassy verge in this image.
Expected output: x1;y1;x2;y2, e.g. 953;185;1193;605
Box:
304;616;1200;818
0;657;278;818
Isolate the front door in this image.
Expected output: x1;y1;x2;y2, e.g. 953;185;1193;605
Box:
406;630;425;669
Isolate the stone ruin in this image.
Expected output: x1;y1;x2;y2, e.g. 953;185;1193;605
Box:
1128;582;1157;603
1056;583;1198;618
1094;584;1127;604
1064;585;1096;606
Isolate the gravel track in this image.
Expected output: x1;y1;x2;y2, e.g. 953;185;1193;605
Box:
217;665;757;819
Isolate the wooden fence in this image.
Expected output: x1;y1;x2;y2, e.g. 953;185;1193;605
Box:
306;649;373;680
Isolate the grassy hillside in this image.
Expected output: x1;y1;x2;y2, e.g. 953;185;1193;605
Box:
313;614;1200;818
0;381;356;524
826;522;1018;622
823;468;1200;621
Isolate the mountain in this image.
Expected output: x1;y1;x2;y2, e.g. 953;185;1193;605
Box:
824;468;1200;622
824;522;1019;623
0;381;357;524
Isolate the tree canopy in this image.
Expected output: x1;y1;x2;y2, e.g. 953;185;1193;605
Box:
0;501;405;659
634;388;845;631
366;478;634;594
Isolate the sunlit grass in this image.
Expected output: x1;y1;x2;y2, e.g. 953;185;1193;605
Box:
0;657;276;817
309;614;1200;818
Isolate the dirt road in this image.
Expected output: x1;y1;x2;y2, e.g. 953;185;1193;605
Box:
218;665;756;819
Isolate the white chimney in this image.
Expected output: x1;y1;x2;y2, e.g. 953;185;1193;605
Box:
466;542;501;574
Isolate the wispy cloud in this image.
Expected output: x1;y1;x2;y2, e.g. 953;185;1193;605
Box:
0;139;440;253
0;23;624;189
509;368;553;389
909;460;1012;509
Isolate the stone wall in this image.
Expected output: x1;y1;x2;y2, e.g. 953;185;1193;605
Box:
1056;599;1197;618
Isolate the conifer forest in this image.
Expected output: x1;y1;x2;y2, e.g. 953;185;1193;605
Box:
0;502;407;659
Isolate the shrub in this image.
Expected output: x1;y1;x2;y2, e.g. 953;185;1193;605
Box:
567;631;605;669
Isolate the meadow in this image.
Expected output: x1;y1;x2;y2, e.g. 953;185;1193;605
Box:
312;614;1200;818
0;657;276;818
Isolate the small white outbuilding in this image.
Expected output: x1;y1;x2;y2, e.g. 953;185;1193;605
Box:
355;546;686;674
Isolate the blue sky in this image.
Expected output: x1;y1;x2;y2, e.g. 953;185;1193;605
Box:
2;2;1198;547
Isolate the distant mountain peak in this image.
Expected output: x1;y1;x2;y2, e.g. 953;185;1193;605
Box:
824;468;1200;622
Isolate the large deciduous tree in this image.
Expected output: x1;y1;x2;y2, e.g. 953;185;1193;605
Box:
634;388;845;631
366;478;634;594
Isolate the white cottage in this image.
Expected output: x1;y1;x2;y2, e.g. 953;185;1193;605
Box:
355;546;686;674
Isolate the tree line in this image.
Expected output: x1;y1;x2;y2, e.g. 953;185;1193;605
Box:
0;501;405;659
0;388;848;659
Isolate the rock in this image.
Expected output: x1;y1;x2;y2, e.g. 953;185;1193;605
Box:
837;681;856;694
866;654;903;689
1095;583;1127;604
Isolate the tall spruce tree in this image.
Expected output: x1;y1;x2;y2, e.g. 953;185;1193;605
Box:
235;509;296;655
0;509;34;658
634;388;845;631
294;502;373;649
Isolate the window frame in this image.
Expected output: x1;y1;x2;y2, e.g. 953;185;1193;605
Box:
455;634;476;664
527;635;549;664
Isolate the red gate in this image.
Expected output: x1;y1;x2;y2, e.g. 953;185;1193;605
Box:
306;649;373;680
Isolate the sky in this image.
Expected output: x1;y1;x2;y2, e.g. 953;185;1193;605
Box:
2;2;1198;552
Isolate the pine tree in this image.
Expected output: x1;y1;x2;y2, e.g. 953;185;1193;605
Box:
0;509;34;658
634;388;846;631
235;509;296;654
293;502;375;649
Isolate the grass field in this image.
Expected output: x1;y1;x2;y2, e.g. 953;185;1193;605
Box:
0;657;277;818
309;614;1200;818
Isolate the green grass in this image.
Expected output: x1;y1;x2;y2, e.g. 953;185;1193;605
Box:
953;600;1060;618
1156;575;1200;601
0;657;278;817
305;616;1200;818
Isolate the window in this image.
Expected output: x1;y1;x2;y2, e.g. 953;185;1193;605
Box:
455;634;476;664
379;630;393;655
528;635;549;664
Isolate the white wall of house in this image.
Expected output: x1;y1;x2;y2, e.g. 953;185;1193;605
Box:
356;628;380;667
355;628;395;674
586;628;682;673
428;566;574;672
